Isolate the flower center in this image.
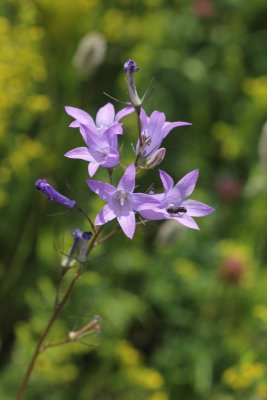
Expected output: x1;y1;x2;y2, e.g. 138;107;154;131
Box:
111;190;133;215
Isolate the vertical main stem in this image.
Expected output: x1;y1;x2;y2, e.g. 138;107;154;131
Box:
134;106;142;167
16;271;81;400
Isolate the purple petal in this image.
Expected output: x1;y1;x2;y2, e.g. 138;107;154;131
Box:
87;180;116;201
159;170;174;192
172;214;199;230
140;108;149;131
104;124;123;137
162;121;192;139
65;106;95;129
132;193;162;210
95;204;116;225
182;199;215;217
116;106;134;121
139;208;166;221
65;147;95;162
117;164;136;192
148;111;166;137
117;211;136;239
69;121;80;128
100;148;120;168
175;170;199;200
88;163;100;177
142;111;166;157
96;103;115;128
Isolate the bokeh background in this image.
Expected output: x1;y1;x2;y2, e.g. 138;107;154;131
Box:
1;0;267;399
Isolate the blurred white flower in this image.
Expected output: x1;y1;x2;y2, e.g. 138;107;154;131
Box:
72;32;107;77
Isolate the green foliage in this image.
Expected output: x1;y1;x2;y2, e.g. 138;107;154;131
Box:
1;0;267;399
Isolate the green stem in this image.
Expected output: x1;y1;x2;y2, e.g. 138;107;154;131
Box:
16;271;81;400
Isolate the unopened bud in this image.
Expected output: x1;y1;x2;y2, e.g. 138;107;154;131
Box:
35;179;76;208
61;229;92;268
145;148;166;169
124;59;142;107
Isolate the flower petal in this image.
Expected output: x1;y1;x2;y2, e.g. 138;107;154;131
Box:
65;106;95;129
139;208;166;221
64;147;94;162
172;214;199;230
175;170;199;200
182;199;215;217
162;121;191;139
96;103;115;128
142;111;166;156
132;193;162;210
139;108;149;131
116;106;134;121
117;211;136;239
87;180;116;201
95;204;116;225
159;170;174;192
88;163;100;177
100;147;120;168
117;164;136;192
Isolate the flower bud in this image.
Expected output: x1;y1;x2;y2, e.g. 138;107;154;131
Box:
35;179;76;208
144;148;166;169
61;229;92;268
123;59;142;107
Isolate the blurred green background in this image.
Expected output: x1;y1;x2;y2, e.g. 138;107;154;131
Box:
1;0;267;399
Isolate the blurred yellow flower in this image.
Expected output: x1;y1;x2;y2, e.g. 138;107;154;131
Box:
253;304;267;323
243;76;267;108
127;367;165;390
223;361;266;390
149;391;169;400
116;340;142;366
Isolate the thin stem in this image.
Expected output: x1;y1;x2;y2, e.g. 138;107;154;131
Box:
76;205;96;234
95;227;120;246
135;106;142;144
134;106;143;167
41;338;72;352
16;270;81;400
107;168;113;185
86;226;104;256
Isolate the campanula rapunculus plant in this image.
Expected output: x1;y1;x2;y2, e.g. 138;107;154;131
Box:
18;59;215;400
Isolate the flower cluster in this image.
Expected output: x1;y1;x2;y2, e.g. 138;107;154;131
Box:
36;59;214;239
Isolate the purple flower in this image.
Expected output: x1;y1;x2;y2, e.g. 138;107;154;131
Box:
136;109;191;167
139;170;214;230
35;179;76;208
87;164;158;239
64;103;133;176
124;59;142;107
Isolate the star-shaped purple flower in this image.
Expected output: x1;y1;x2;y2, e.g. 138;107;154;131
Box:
136;109;191;167
87;164;158;239
139;170;214;229
65;103;133;176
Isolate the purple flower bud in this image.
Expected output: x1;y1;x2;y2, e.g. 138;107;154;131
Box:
144;148;166;169
62;229;93;267
123;59;139;74
123;59;142;107
35;179;76;208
